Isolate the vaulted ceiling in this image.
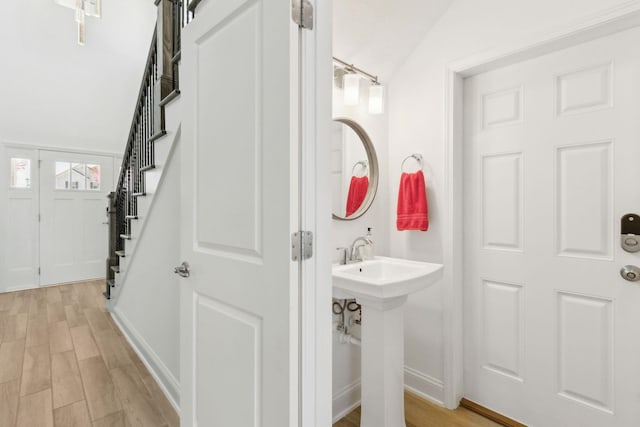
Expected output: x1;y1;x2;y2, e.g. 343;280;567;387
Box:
333;0;454;83
0;0;453;153
0;0;156;153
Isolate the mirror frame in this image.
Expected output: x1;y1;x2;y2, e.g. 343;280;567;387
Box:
332;117;379;221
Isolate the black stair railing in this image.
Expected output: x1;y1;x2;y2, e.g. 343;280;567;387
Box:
105;28;159;300
159;0;194;106
105;0;198;301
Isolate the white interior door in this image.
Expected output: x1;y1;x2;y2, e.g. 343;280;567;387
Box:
179;1;300;426
463;27;640;426
39;150;113;286
1;146;39;292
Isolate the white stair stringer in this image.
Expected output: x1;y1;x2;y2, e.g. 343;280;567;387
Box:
108;97;182;304
105;97;183;411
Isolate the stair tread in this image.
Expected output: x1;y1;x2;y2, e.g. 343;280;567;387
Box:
120;234;131;240
140;164;156;172
115;250;126;257
132;192;146;197
159;89;181;107
107;279;115;287
125;215;138;220
149;130;167;143
110;266;120;273
102;291;111;300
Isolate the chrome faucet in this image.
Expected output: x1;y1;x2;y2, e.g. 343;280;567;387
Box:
350;235;373;262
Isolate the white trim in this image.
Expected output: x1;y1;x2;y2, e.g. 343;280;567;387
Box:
110;306;181;414
299;0;333;425
449;0;640;76
404;366;445;406
332;380;361;424
5;284;37;293
443;0;640;410
1;139;122;158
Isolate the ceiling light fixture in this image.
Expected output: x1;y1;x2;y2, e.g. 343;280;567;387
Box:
55;0;101;45
333;57;384;115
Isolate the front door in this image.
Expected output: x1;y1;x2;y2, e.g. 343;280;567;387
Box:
463;27;640;426
39;150;113;286
179;1;301;425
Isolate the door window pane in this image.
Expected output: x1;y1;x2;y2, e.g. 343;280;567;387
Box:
55;161;101;191
71;163;86;190
86;164;101;190
56;162;71;189
10;158;31;188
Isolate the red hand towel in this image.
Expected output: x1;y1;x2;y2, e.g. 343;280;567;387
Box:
345;176;369;217
397;170;428;231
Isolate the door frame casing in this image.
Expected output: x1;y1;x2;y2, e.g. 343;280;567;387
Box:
299;0;333;425
442;1;640;409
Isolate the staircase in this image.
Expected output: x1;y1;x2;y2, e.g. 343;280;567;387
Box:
104;0;198;301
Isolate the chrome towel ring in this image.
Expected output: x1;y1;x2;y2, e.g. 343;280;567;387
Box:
351;160;369;176
401;153;423;172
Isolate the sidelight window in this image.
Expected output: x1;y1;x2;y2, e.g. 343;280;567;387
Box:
10;158;31;188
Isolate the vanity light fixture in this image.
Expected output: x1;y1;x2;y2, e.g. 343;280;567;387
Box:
343;73;361;106
333;57;384;114
55;0;101;45
368;84;384;115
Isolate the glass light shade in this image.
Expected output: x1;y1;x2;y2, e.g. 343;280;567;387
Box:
368;84;384;115
343;73;361;106
77;22;85;45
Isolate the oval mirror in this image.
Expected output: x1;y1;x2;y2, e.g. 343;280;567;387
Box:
331;118;379;220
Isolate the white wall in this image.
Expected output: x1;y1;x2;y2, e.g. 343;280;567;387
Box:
111;139;181;404
331;82;389;419
387;0;638;403
0;0;156;154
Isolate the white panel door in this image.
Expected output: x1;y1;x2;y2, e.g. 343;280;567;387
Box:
179;1;300;426
2;147;39;291
39;150;113;286
463;27;640;426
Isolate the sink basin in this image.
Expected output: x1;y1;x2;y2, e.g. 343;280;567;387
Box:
332;256;443;303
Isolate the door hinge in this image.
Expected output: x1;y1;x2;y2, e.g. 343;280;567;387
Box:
38;267;41;275
291;231;313;261
292;0;313;30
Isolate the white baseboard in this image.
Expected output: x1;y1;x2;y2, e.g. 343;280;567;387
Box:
332;368;445;423
109;306;181;415
332;380;361;423
404;366;445;405
5;284;37;293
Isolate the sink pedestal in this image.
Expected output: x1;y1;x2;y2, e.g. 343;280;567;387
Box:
331;257;444;427
359;295;408;427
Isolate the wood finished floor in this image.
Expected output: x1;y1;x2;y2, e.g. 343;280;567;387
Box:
0;280;179;427
333;391;501;427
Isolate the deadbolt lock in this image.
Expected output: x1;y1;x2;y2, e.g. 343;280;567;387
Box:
621;214;640;253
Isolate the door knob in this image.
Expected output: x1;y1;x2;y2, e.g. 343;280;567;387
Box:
620;265;640;282
174;261;190;278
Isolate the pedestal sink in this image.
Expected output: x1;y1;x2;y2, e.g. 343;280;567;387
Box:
332;257;443;427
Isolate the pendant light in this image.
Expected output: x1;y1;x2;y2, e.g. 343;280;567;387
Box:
55;0;101;45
